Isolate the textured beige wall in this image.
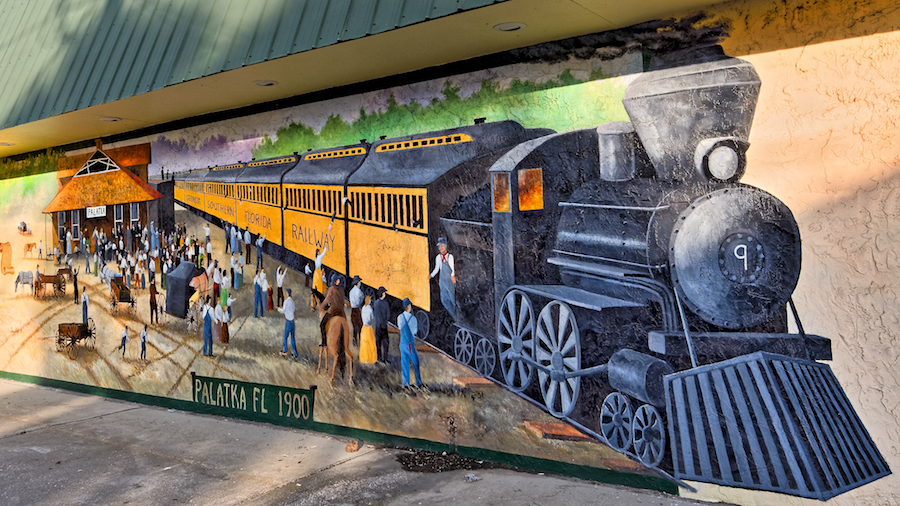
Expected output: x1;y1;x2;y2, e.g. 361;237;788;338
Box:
682;0;900;504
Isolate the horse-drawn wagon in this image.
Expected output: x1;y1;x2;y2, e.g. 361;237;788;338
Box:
55;319;96;359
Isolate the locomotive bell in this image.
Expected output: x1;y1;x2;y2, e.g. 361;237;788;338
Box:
669;186;801;329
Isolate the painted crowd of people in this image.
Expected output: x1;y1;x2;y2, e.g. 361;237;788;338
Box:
57;215;453;390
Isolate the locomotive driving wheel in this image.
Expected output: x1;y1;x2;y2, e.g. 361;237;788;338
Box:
498;289;535;392
600;392;633;452
535;300;581;418
454;329;474;365
473;338;496;377
633;404;666;467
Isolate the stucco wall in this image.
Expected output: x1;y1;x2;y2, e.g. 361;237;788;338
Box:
681;0;900;504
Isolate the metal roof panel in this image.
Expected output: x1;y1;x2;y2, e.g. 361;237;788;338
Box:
430;0;462;18
316;0;352;48
343;0;378;40
0;0;508;130
8;0;62;124
370;0;405;33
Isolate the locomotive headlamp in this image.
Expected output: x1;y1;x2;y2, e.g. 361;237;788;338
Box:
694;137;748;183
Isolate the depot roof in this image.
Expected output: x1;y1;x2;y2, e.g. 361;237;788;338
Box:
43;150;163;214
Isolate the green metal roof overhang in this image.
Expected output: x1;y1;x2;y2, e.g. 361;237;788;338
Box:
0;0;732;159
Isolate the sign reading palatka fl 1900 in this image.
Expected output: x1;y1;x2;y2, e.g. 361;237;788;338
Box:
191;373;316;427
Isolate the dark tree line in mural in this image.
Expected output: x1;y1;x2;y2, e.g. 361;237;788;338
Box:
172;45;889;500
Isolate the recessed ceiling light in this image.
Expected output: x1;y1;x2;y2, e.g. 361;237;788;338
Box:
99;117;121;122
254;80;278;87
493;22;526;32
0;142;14;146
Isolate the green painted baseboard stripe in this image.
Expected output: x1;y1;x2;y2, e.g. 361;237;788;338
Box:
0;370;678;495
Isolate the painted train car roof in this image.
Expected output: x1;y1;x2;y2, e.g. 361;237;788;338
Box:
203;163;247;183
348;121;538;187
178;170;209;181
235;155;300;183
283;143;370;185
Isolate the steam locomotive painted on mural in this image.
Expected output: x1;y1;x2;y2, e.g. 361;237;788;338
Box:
174;47;888;499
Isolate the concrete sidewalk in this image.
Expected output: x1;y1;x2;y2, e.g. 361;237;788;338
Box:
0;378;715;506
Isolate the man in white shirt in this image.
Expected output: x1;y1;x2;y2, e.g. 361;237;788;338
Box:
212;261;222;302
140;325;148;361
243;229;252;264
349;275;364;346
276;266;287;307
119;326;130;357
278;288;297;358
203;223;211;245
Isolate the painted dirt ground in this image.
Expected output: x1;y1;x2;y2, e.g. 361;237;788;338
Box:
0;206;649;478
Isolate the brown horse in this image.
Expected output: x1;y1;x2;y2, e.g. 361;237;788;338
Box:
316;308;354;386
24;243;36;258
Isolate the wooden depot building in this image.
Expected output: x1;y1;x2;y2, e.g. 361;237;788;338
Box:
43;142;161;250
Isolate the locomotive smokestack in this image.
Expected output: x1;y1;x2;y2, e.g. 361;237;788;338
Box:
622;46;760;183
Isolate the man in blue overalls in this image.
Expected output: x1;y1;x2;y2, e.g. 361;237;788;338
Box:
81;291;89;324
398;298;423;389
255;233;266;270
429;237;456;320
253;270;263;318
202;297;214;356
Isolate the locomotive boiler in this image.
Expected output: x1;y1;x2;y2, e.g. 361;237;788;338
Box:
442;46;888;498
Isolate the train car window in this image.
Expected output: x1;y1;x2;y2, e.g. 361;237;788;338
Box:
405;195;411;227
377;194;383;222
417;195;424;227
391;194;398;225
366;193;372;222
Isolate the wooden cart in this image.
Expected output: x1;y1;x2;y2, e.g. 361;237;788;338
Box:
35;270;66;298
56;319;96;359
110;277;135;313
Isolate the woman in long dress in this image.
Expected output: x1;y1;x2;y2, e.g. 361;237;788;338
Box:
359;296;377;364
312;247;327;300
213;303;224;343
220;272;230;310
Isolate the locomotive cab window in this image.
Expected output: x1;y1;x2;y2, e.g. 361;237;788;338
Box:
493;173;511;212
518;168;544;211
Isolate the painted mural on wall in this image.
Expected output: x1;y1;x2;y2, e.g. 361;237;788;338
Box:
1;4;898;505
